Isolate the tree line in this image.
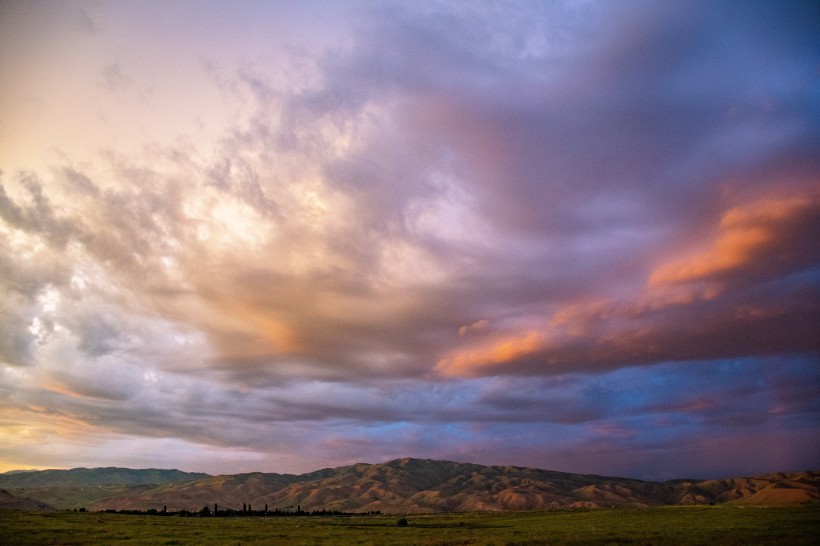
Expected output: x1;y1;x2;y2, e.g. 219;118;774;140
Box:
98;503;381;517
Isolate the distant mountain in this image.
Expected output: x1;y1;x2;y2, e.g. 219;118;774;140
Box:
0;467;209;489
89;459;820;513
1;460;816;513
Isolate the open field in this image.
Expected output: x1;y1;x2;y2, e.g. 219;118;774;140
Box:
1;505;818;545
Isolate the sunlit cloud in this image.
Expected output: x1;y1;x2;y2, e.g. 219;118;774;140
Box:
650;195;820;290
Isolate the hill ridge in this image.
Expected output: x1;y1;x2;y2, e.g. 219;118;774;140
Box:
0;467;210;488
1;459;817;512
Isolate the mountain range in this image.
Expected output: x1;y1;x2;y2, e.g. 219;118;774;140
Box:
1;459;817;513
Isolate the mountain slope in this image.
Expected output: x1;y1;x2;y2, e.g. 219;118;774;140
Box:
671;472;820;505
0;467;210;510
89;458;820;513
0;489;52;511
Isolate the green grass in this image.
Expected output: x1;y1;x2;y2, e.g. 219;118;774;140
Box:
1;505;818;545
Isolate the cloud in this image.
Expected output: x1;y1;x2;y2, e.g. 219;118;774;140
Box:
437;190;820;378
100;63;132;91
0;0;818;478
5;0;816;384
459;319;489;337
649;195;820;290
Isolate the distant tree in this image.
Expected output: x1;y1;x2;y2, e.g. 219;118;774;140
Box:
396;517;408;527
199;505;211;517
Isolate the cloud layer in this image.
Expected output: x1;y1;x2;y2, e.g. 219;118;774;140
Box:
0;0;818;478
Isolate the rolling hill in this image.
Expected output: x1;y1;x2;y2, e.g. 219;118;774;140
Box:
0;489;52;511
1;459;817;513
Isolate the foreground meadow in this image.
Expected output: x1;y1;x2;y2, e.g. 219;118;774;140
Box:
1;505;818;545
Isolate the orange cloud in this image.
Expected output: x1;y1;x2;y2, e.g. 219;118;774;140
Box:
436;193;820;378
206;298;300;361
436;331;544;376
547;300;612;335
649;196;817;288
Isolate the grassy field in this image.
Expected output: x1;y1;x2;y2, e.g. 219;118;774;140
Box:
1;505;818;545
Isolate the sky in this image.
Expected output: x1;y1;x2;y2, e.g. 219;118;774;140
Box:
0;0;818;481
